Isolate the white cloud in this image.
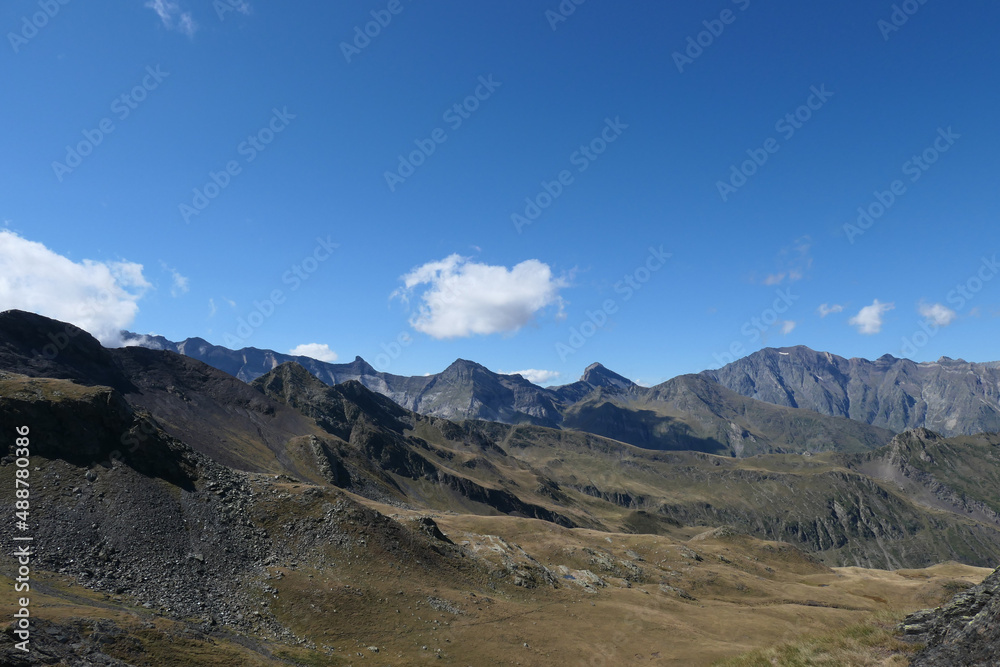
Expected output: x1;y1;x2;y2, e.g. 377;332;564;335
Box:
144;0;197;37
919;302;957;327
393;254;567;339
763;273;785;286
780;320;796;335
506;369;560;385
849;299;894;335
817;303;844;317
289;343;339;363
161;262;189;297
122;333;163;349
208;298;217;317
0;230;150;345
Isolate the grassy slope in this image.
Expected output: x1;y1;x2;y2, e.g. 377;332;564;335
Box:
423;422;1000;568
4;513;989;666
560;375;895;457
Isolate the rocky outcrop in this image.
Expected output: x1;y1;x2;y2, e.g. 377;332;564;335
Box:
902;566;1000;666
848;428;1000;528
703;345;1000;436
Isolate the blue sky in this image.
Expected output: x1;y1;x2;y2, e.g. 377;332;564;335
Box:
2;0;998;386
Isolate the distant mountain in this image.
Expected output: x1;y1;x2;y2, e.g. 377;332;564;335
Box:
702;346;1000;437
123;332;565;427
121;332;382;384
562;374;894;456
121;330;893;457
550;362;639;404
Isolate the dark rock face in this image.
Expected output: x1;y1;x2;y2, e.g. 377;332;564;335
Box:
0;617;135;666
703;345;1000;436
903;566;1000;666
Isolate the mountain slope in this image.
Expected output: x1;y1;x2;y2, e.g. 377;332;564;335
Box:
844;427;1000;526
121;328;897;457
250;362;578;526
703;345;1000;436
124;331;566;427
562;374;895;456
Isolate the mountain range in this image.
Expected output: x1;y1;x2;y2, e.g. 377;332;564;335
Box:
3;309;999;665
123;330;1000;447
703;345;1000;437
0;309;995;567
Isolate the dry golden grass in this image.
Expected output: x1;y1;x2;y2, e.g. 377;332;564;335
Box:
4;479;990;666
3;512;989;666
711;611;920;666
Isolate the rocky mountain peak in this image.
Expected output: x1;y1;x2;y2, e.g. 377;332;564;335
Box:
441;358;489;376
581;362;635;389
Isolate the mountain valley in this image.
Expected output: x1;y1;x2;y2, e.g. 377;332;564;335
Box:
1;311;997;665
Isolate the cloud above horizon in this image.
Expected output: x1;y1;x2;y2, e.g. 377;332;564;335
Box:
849;299;894;334
161;262;189;297
0;230;150;345
919;302;957;327
289;343;339;362
817;303;844;318
506;369;560;385
393;254;567;339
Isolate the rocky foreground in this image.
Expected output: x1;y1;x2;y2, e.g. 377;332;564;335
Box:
903;565;1000;666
